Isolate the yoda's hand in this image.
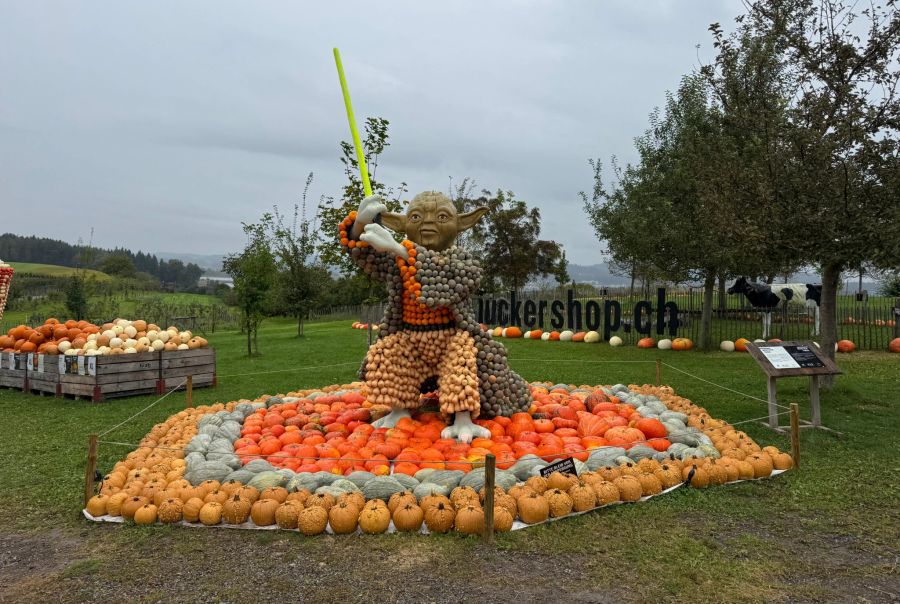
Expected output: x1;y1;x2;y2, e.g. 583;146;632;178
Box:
351;195;387;239
359;223;409;258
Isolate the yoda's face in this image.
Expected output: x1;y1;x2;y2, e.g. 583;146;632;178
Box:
382;191;487;251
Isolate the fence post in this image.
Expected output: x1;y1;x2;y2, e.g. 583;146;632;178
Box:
894;298;900;341
84;433;98;507
790;403;800;468
483;454;496;545
186;375;193;407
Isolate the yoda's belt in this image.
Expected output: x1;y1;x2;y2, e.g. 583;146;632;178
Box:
400;321;457;331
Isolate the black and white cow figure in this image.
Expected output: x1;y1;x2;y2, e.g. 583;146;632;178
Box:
727;277;821;339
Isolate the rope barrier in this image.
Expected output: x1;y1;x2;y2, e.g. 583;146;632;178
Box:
510;359;658;364
729;409;793;427
216;361;360;379
660;362;791;410
97;379;186;438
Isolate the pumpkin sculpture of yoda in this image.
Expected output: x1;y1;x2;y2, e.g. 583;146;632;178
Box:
339;192;531;442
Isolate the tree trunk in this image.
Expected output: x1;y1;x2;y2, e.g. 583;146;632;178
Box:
298;315;305;337
717;274;727;315
700;270;716;351
246;324;252;357
819;263;842;390
253;325;259;356
629;264;636;299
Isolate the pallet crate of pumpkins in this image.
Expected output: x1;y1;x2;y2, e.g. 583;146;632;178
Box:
84;381;791;534
0;318;214;401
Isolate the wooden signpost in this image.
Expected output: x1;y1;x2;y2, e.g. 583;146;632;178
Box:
746;341;842;434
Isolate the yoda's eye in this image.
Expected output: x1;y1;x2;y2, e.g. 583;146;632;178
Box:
409;213;421;222
438;213;449;222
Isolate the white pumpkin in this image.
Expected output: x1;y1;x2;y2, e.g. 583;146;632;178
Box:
102;329;116;340
559;330;574;342
57;341;72;353
157;330;170;343
84;340;98;351
151;339;165;351
109;337;124;348
720;340;736;352
658;339;673;350
123;325;138;338
124;347;137;354
64;348;78;356
137;336;150;347
584;331;601;343
146;330;159;342
177;343;189;350
123;338;138;349
753;338;766;344
179;331;192;341
112;325;124;335
609;336;623;347
87;333;98;342
541;332;551;341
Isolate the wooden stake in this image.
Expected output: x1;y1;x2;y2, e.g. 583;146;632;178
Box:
483;454;496;545
186;375;193;407
767;376;779;429
655;358;661;386
790;403;800;468
84;433;98;507
808;375;821;427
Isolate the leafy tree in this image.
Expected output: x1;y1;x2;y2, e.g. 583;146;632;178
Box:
101;253;136;278
264;173;329;336
317;117;407;277
457;189;569;292
223;223;277;356
728;0;900;383
64;276;87;320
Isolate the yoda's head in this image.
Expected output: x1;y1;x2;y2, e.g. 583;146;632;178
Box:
381;191;487;251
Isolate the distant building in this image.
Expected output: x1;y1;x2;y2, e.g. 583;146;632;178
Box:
197;276;233;288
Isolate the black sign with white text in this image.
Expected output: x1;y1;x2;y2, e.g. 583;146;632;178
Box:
540;457;578;477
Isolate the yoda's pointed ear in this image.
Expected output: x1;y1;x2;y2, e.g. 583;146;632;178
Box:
379;212;406;233
457;207;488;232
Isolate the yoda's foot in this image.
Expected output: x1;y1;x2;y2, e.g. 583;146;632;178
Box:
441;411;491;444
372;408;412;429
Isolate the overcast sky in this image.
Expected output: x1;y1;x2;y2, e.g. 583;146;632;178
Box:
1;0;742;266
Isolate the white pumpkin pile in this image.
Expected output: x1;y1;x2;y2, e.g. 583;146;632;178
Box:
62;318;209;356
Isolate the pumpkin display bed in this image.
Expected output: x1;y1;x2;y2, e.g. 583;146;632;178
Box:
84;381;790;534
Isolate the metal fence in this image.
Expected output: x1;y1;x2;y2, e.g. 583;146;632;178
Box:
472;287;900;351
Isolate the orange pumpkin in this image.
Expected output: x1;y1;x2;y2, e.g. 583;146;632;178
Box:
889;338;900;353
504;326;523;338
637;337;655;348
572;332;586;342
672;338;693;351
836;339;855;353
734;338;751;352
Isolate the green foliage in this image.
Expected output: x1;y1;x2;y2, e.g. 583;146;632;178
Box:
64;276;87;321
880;272;900;297
457;189;569;292
263;173;330;336
316;117;407;277
223;223;277;356
100;253;136;278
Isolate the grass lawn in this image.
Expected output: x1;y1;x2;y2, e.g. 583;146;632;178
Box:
0;318;897;603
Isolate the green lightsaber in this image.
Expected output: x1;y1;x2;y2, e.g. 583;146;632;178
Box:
333;48;373;198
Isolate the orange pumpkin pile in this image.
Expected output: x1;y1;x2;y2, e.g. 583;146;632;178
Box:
86;379;790;534
1;318;209;355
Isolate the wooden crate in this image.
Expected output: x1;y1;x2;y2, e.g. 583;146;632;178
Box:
0;352;28;390
160;348;216;390
26;353;60;396
55;348;216;401
59;352;160;401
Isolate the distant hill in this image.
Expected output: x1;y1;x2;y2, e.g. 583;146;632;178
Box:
155;252;227;274
566;263;629;285
10;262;111;281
